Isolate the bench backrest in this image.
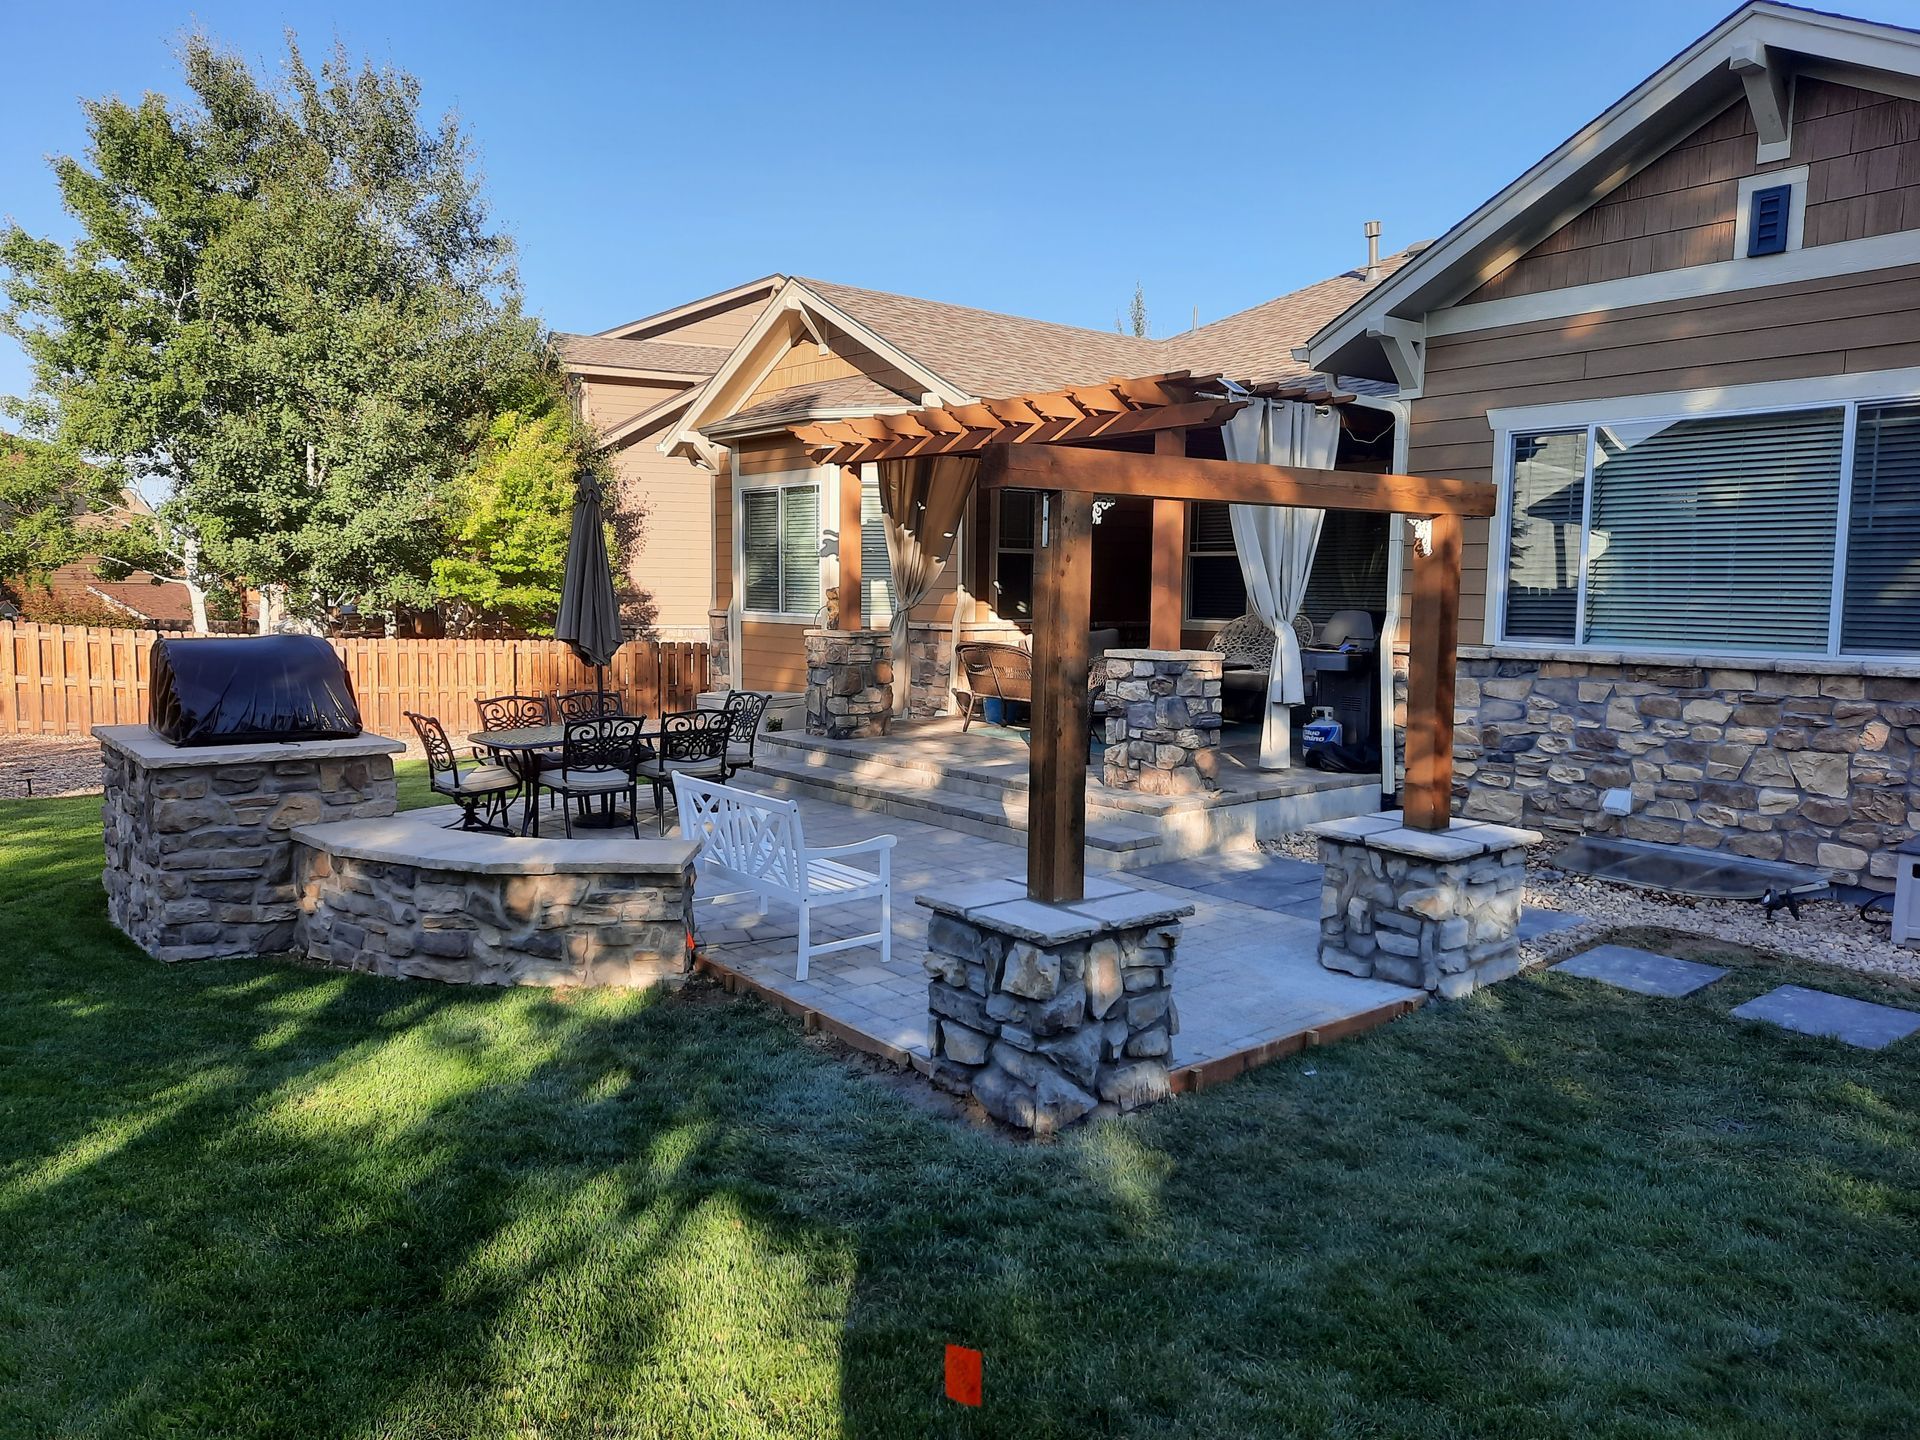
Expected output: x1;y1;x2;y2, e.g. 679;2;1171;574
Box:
672;774;807;892
955;642;1033;704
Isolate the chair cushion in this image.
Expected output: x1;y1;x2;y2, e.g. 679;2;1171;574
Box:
725;743;754;765
442;765;518;795
638;756;728;780
548;767;631;793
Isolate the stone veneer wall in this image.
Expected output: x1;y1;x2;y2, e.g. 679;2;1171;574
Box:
98;726;400;962
1101;650;1223;795
919;881;1192;1133
293;849;694;988
1449;652;1920;887
804;629;893;738
1314;814;1538;999
707;608;733;691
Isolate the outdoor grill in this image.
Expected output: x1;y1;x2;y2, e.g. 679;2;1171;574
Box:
148;635;363;746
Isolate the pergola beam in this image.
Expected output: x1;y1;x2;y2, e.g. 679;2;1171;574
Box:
977;440;1497;518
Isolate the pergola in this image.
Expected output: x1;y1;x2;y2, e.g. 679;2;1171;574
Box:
792;374;1496;905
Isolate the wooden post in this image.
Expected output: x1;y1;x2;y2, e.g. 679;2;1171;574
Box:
1402;512;1462;832
1028;490;1095;903
1148;430;1186;650
837;464;863;629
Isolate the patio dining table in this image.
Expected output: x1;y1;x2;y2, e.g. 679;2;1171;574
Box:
469;724;656;837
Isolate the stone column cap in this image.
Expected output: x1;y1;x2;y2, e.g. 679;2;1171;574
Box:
803;627;891;641
917;876;1193;944
1309;810;1542;862
1105;648;1219;663
94;723;407;769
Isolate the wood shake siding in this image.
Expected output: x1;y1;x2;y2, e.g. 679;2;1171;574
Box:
1409;260;1920;638
1468;80;1920;303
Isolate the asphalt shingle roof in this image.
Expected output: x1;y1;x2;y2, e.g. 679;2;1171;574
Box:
554;333;731;376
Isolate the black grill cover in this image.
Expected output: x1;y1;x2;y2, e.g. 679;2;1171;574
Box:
149;636;362;746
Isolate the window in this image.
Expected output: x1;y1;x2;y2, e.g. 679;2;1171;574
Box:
993;489;1037;620
740;481;821;616
859;471;895;625
1498;398;1920;657
1300;511;1388;628
1186;502;1247;621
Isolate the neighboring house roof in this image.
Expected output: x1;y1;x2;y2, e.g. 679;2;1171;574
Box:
1305;1;1920;383
797;278;1167;397
553;333;731;376
705;375;920;437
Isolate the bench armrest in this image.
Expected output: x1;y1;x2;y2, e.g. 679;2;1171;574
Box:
809;834;898;858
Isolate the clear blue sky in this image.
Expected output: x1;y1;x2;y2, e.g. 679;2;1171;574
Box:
4;0;1919;409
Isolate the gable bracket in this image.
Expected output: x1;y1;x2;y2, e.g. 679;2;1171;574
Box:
1368;316;1426;394
1729;40;1794;164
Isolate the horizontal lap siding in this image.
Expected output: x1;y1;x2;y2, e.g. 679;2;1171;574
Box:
1409;262;1920;641
582;376;687;429
608;439;715;631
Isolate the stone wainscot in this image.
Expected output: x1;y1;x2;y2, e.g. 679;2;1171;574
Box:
1445;649;1920;887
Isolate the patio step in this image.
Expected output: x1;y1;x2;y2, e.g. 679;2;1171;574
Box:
745;753;1166;867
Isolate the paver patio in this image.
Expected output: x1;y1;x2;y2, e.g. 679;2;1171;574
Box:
689;777;1419;1085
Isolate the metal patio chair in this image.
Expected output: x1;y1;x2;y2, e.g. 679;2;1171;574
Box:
407;711;522;834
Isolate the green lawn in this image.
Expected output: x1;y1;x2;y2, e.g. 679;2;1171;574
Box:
2;771;1918;1438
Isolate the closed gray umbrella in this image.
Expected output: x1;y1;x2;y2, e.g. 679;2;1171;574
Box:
555;470;623;703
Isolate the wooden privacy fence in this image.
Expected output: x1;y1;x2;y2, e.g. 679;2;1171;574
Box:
0;623;711;739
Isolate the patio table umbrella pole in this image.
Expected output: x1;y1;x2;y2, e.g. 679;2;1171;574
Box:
555;469;626;822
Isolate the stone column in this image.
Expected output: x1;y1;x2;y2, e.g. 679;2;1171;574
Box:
1311;813;1541;999
706;608;733;693
804;628;893;739
917;879;1193;1134
1100;648;1223;794
97;724;403;963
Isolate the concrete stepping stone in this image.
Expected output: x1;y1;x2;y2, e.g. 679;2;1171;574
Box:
1730;984;1920;1051
1551;944;1727;998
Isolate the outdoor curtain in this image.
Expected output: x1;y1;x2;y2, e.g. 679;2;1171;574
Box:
1221;398;1341;768
876;453;978;714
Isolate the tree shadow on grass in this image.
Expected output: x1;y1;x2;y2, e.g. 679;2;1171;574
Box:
3;797;1919;1438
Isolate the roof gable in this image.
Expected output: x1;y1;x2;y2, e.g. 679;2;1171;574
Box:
1306;2;1920;383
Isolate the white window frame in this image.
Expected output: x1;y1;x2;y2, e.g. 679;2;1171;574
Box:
733;467;825;623
1733;165;1809;258
1183;500;1247;626
1487;369;1920;662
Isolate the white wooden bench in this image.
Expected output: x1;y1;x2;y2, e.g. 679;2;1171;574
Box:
671;774;896;980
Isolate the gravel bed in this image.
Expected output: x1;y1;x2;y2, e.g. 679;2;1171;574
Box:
1265;831;1919;987
1;735;106;798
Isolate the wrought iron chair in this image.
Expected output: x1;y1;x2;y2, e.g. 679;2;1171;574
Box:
716;690;773;779
535;716;648;838
474;692;553;764
635;709;732;834
407;711;522;833
553;689;627;724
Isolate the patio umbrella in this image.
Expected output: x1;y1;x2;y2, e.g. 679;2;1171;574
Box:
555;469;623;708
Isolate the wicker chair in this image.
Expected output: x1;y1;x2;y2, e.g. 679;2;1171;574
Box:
635;710;732;834
535;716;648;838
716;690;773;779
407;711;521;833
953;642;1032;731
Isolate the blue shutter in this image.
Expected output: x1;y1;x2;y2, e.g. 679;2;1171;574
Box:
1747;184;1791;256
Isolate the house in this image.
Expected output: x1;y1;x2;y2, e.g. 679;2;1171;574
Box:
624;250;1419;727
1307;0;1920;886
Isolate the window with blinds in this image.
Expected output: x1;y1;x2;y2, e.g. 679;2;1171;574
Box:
1503;431;1587;642
859;472;895;625
1845;400;1920;654
1187;502;1247;621
1499;401;1920;657
740;482;821;615
1585;409;1842;651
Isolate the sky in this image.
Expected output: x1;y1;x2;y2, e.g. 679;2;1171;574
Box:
4;0;1920;411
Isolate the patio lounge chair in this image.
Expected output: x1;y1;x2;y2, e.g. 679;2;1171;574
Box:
715;689;773;779
407;711;522;834
673;773;894;981
535;716;649;838
634;709;732;834
953;642;1031;731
